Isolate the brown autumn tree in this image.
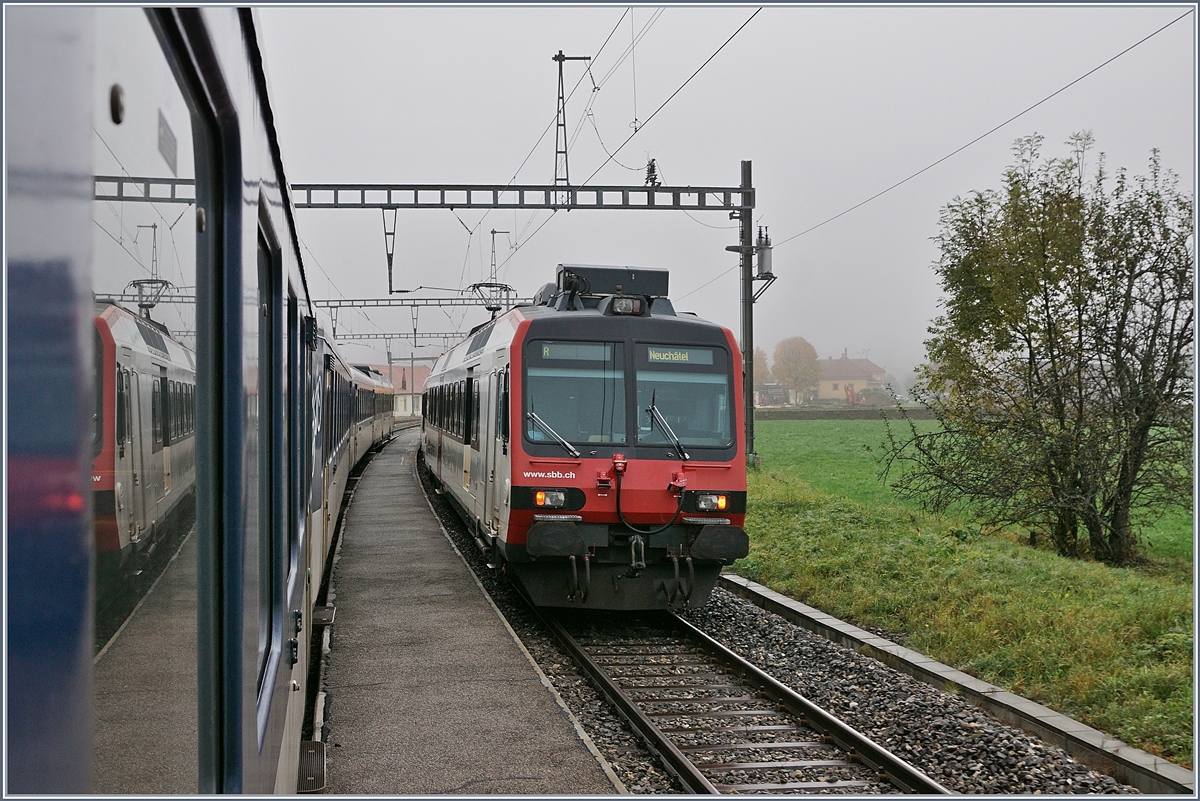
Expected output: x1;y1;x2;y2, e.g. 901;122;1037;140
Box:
772;337;820;397
753;347;772;385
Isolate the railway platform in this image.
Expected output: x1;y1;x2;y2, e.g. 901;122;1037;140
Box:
319;427;621;794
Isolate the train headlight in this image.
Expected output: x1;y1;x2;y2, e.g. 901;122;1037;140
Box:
534;489;567;508
696;493;727;512
611;296;641;315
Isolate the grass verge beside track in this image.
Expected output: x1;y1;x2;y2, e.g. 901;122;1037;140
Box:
738;419;1194;769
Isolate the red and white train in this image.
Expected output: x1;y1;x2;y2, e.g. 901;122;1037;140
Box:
91;302;198;610
421;265;749;610
90;300;397;616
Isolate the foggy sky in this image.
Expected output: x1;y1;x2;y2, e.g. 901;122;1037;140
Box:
254;5;1195;386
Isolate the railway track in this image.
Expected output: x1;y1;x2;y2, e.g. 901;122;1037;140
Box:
537;609;949;795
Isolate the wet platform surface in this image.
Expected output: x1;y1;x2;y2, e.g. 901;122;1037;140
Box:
92;532;198;793
321;428;618;794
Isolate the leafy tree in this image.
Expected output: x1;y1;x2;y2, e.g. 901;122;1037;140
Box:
772;337;820;397
882;134;1193;564
753;347;772;385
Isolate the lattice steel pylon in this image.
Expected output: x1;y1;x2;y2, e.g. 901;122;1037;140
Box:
553;49;590;206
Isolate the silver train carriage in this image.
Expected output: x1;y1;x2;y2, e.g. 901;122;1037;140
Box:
7;7;393;793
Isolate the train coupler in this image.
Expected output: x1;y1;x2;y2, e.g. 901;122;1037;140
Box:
629;535;646;574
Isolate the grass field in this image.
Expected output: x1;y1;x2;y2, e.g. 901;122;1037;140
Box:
738;419;1194;768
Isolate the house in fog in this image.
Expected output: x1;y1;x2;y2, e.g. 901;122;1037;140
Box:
816;351;885;403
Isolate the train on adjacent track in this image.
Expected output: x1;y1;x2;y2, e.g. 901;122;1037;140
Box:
421;264;749;611
89;300;396;617
8;7;394;793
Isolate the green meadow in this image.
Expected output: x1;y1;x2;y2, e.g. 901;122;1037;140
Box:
738;419;1194;768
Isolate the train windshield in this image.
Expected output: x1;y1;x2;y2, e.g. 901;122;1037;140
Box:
525;340;626;444
636;344;733;448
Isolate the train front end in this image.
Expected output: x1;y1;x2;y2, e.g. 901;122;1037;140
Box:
503;266;749;610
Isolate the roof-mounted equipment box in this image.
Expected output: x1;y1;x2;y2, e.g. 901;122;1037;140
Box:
557;264;670;298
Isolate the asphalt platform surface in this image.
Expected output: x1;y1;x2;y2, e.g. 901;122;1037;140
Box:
322;428;619;794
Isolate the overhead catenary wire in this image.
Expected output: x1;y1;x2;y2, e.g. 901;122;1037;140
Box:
497;9;762;276
677;7;1194;302
580;8;762;188
770;7;1195;249
654;161;738;229
449;8;632;294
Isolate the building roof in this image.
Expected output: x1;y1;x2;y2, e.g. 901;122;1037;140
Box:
818;355;884;381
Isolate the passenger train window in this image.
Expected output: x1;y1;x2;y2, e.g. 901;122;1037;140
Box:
89;7;200;792
256;226;282;701
151;379;162;448
635;344;733;448
524;340;626;446
471;378;480;448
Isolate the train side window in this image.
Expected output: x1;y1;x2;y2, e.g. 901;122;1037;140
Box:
255;224;284;708
169;380;176;440
287;290;302;569
151;379;162;450
85;9;201;791
472;378;480;448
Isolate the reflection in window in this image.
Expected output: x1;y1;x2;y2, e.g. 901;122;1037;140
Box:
89;7;199;793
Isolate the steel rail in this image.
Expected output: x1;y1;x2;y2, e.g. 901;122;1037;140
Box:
537;607;948;795
536;611;718;794
671;614;951;795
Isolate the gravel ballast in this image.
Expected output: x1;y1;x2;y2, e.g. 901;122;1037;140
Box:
417;456;1137;794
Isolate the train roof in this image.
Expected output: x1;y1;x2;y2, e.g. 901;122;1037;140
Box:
95;301;195;367
429;266;732;379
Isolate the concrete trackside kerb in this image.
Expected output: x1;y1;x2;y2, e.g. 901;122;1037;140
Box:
415;456;630;795
718;574;1194;795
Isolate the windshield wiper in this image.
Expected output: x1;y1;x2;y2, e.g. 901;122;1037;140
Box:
526;410;581;458
647;390;690;461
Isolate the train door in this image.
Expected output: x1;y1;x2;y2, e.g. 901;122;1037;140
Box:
130;370;150;540
147;366;166;527
492;366;509;532
484;370;499;533
463;371;473;492
161;373;172;497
